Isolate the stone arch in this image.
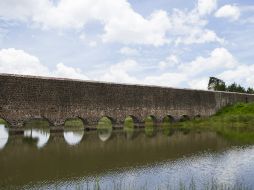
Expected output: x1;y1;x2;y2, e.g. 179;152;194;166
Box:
144;115;157;137
97;116;114;128
64;117;86;128
164;115;175;122
0;116;11;127
194;114;201;120
127;115;140;123
101;115;115;124
144;115;157;127
123;115;138;129
144;115;157;122
23;116;52;128
179;115;190;122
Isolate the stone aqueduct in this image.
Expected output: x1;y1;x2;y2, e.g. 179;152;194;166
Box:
1;74;254;128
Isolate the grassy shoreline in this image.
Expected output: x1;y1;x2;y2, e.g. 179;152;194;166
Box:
174;103;254;143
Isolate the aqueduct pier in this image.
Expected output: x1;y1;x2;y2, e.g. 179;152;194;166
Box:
1;74;254;128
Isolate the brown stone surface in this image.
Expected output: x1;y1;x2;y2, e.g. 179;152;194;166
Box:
1;73;254;127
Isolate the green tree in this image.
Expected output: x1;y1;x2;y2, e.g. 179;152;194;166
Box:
227;83;246;93
247;87;254;94
208;77;226;91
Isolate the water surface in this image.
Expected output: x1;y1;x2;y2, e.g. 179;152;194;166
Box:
0;124;254;189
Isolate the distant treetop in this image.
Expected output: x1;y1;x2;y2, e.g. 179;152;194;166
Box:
208;77;254;94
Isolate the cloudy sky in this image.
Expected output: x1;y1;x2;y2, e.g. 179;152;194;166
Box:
0;0;254;89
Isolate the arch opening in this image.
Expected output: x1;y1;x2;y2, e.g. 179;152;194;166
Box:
24;118;50;128
179;115;190;122
0;117;10;128
144;115;156;137
0;122;9;150
97;116;113;142
124;116;136;140
124;116;135;129
64;117;85;146
161;115;174;136
64;117;85;129
194;115;201;120
23;118;50;149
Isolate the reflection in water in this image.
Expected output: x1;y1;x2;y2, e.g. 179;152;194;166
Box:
124;116;135;140
124;127;134;140
0;124;8;150
97;117;113;142
64;130;84;145
24;128;50;148
1;129;254;189
145;116;156;137
98;127;112;142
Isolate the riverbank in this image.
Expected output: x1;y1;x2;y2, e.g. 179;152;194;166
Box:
176;103;254;143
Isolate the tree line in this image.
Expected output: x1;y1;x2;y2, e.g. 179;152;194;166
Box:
208;77;254;94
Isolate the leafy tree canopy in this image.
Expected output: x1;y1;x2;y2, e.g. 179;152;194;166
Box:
208;77;254;94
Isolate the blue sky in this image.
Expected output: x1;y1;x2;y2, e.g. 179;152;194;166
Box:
0;0;254;89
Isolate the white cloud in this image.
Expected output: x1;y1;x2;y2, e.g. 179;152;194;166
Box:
144;73;187;87
0;48;89;80
175;29;223;45
159;54;179;69
169;9;223;45
188;78;209;90
179;48;237;77
53;63;89;80
0;48;49;76
218;65;254;87
98;59;139;84
119;47;139;56
215;5;241;21
0;0;222;46
197;0;217;16
2;47;252;91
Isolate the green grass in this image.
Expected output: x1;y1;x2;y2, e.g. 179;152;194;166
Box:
123;116;134;129
175;103;254;143
216;102;254;116
97;117;113;130
0;118;8;126
64;118;84;129
161;116;174;136
24;119;50;128
144;116;155;137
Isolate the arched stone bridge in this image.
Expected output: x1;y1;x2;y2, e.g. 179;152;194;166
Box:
1;74;254;128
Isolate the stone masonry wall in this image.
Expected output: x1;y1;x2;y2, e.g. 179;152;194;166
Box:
1;74;254;127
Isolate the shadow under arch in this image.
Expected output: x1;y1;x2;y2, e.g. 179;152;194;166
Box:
179;115;190;122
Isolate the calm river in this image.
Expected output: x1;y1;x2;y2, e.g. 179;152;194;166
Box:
0;124;254;190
